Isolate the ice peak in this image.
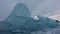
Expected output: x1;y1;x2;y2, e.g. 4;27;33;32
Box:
9;3;31;17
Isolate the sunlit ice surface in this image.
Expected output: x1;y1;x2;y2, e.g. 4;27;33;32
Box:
33;16;39;20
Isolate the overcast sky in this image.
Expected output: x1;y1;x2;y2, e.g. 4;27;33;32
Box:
0;0;60;21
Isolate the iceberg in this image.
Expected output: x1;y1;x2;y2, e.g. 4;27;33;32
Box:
0;3;59;34
0;3;31;34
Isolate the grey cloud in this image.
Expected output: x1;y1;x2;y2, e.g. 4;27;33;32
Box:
0;0;60;20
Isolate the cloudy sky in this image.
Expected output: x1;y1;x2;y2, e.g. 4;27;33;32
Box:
0;0;60;21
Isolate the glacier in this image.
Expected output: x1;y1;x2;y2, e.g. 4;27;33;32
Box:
0;3;60;34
